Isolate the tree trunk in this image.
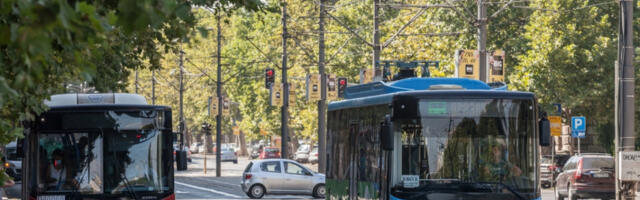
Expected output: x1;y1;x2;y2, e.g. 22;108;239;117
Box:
185;125;192;146
206;134;214;154
290;134;300;160
239;130;248;156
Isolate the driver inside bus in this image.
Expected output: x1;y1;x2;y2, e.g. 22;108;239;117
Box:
482;143;522;181
45;149;78;190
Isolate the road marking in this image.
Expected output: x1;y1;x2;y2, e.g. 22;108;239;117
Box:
190;176;241;188
175;181;242;198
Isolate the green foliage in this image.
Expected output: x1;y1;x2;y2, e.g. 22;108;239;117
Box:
513;0;618;151
129;0;630;151
0;0;265;159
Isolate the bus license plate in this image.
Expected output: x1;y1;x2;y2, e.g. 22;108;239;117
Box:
593;173;609;178
38;196;65;200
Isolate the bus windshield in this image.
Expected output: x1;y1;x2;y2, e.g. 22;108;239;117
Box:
35;110;169;195
393;98;536;194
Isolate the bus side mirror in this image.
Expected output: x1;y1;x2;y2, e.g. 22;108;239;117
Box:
381;115;393;151
16;139;24;158
539;117;550;146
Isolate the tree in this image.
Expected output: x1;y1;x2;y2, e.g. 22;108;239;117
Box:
514;0;618;152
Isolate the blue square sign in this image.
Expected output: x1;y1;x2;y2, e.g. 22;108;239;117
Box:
571;116;586;138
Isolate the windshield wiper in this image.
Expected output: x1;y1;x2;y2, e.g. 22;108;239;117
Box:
472;182;526;200
112;128;139;200
120;173;139;200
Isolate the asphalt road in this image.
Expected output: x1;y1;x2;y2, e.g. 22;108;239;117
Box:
175;153;319;200
4;155;637;200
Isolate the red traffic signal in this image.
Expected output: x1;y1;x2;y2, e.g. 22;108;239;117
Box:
337;77;347;98
265;68;275;88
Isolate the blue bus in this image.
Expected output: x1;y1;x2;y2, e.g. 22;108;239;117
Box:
326;77;550;200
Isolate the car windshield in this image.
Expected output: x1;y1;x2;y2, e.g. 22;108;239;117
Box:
298;144;310;152
266;148;279;153
392;98;536;195
584;157;614;169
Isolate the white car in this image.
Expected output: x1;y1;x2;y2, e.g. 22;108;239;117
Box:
308;147;318;164
294;144;311;163
241;159;325;199
198;145;206;154
190;143;202;153
220;147;238;164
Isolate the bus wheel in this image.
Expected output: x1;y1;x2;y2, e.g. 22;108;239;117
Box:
248;184;265;199
313;184;325;199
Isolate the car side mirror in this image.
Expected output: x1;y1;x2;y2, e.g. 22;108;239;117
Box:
305;171;313;176
539;115;550;146
381;115;393;151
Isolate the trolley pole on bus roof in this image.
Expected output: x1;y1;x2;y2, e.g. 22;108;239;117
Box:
152;69;156;105
317;0;327;173
280;1;289;159
616;0;636;199
215;12;223;177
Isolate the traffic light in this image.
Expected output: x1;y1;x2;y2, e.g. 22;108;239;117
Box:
338;77;347;98
265;68;275;88
201;122;212;135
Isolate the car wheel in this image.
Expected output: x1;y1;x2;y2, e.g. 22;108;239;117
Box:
313;184;326;199
248;184;265;199
554;185;563;200
188;158;192;162
233;160;238;164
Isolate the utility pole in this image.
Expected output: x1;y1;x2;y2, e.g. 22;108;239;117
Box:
152;69;156;105
281;0;290;159
616;0;636;199
372;0;381;80
318;0;327;173
477;0;487;82
215;13;223;177
179;51;185;150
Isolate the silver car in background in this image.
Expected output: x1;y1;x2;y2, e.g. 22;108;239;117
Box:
220;147;238;164
241;159;325;199
294;144;311;163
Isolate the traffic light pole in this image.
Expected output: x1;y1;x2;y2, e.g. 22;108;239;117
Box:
281;1;289;159
215;13;222;177
372;0;381;80
477;0;487;82
317;0;327;173
179;51;185;150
